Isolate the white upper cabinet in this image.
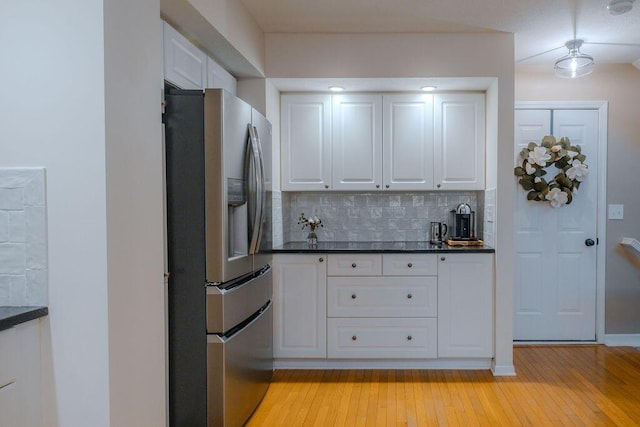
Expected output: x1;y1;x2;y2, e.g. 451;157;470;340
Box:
433;93;485;190
281;92;485;191
281;94;332;191
332;94;383;190
383;94;434;190
162;21;206;90
162;21;237;94
206;57;237;95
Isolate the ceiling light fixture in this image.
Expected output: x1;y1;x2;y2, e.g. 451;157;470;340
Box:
607;0;635;15
329;86;344;92
421;86;437;92
554;39;594;78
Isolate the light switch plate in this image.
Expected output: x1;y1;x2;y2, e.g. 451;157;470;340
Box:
608;204;624;220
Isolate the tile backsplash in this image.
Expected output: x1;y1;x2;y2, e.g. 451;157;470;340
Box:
0;168;48;306
283;191;482;243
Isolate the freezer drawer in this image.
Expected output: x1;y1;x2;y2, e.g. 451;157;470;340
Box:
207;301;273;427
206;265;272;334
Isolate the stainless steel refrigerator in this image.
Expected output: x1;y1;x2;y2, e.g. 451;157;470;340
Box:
164;87;273;427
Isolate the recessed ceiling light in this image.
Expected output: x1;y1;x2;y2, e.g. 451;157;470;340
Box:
607;0;634;15
421;86;437;92
329;86;345;92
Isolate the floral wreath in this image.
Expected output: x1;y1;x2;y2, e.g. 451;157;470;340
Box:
514;136;588;208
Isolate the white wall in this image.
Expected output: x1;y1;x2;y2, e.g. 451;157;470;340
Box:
104;0;166;425
0;1;110;425
1;0;166;426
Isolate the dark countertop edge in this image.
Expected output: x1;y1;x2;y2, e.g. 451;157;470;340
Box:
0;306;49;332
270;242;495;254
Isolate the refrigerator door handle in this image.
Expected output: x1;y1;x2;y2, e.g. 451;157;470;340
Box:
254;126;267;251
247;125;262;255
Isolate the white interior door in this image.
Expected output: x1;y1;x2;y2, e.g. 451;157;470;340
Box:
514;109;598;341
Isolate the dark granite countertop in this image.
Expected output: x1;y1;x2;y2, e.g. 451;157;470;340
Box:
0;306;49;332
271;241;494;254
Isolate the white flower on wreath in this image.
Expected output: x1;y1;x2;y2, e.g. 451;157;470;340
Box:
527;146;552;167
525;163;536;175
565;159;588;182
545;188;569;208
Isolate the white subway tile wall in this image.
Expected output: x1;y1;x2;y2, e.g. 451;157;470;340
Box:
0;168;48;306
283;191;481;243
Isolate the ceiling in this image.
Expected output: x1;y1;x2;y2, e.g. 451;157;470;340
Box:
239;0;640;68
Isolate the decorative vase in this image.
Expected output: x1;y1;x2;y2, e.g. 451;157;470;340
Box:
306;230;318;247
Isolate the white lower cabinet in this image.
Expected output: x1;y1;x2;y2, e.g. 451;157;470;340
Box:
273;254;327;358
327;318;437;359
0;320;43;427
327;254;438;359
273;252;494;365
437;253;494;358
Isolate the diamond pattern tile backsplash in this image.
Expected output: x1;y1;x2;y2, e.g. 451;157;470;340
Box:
283;191;482;242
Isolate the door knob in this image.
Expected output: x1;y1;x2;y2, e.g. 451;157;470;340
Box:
585;238;595;247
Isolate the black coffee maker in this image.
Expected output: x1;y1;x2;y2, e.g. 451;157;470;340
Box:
449;203;476;240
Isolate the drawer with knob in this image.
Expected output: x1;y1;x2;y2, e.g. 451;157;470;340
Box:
327;276;437;317
382;254;437;276
327;254;382;276
327;317;437;359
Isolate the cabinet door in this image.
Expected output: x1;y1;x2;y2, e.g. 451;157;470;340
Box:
162;21;206;90
206;57;236;95
383;94;434;190
281;95;332;191
273;254;327;358
433;94;485;190
332;94;383;190
437;253;494;358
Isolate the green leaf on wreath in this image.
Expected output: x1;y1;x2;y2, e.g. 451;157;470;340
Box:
563;189;573;204
534;168;547;177
576;154;586;163
514;166;526;176
519;178;534;191
560;137;571;149
555;158;568;169
542;136;556;147
527;142;537;151
533;180;548;192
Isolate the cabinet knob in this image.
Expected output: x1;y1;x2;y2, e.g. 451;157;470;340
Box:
319;257;324;263
407;262;413;268
376;184;380;189
407;293;413;299
351;294;357;299
440;256;446;261
351;263;357;268
407;335;413;341
324;185;329;189
436;183;441;188
352;335;358;341
385;184;390;189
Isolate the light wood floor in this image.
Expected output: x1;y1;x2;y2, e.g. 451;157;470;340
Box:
246;345;640;426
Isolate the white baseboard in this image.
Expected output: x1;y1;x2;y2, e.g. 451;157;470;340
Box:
491;362;516;376
604;334;640;347
274;358;493;370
